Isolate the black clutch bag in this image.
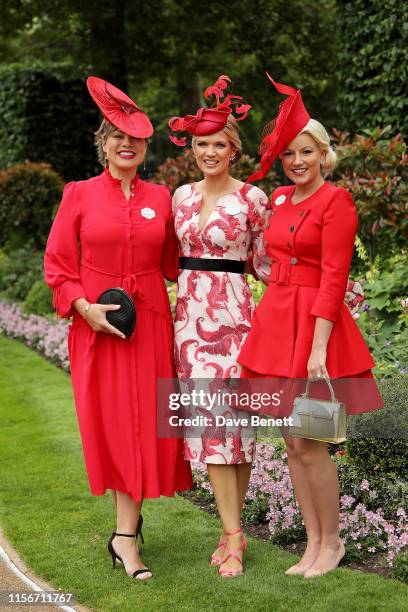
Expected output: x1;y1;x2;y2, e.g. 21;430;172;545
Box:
97;287;136;338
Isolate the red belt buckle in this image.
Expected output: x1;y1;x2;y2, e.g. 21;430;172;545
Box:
277;262;291;285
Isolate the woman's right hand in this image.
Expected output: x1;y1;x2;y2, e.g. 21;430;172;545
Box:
73;299;125;339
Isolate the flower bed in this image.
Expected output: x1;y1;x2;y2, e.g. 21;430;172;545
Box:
192;442;408;567
0;300;69;370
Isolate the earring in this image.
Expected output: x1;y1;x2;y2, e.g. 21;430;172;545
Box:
143;157;146;171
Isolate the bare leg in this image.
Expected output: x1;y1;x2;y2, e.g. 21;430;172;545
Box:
236;463;252;510
207;464;247;574
283;437;322;575
111;491;151;579
296;440;344;577
110;490;117;509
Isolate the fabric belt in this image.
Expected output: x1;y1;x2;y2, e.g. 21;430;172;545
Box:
269;261;321;287
179;257;245;274
80;260;160;299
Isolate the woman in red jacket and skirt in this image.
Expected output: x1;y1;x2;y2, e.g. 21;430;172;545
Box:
44;77;192;580
238;75;383;579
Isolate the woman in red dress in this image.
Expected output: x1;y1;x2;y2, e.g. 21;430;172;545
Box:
44;77;192;580
238;76;383;579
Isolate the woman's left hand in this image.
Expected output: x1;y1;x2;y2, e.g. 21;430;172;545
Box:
307;346;329;379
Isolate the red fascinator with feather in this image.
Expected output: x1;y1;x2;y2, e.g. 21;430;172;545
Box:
87;76;154;138
246;74;310;183
168;75;251;146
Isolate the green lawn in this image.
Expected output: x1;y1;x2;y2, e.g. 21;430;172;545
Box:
0;335;407;611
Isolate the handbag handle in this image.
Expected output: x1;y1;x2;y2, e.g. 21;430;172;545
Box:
303;376;337;402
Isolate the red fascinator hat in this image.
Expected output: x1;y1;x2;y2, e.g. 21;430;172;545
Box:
86;76;153;138
168;75;251;146
246;73;310;183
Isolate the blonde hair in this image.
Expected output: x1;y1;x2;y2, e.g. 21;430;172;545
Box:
300;118;337;174
94;119;117;167
192;114;242;164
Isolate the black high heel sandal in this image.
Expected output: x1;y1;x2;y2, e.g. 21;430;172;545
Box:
109;514;144;555
108;532;152;579
135;514;144;544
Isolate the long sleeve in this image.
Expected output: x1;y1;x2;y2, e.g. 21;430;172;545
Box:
44;182;87;318
161;188;179;282
310;188;358;322
247;186;272;283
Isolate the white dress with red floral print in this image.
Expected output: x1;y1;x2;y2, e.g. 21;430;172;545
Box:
173;183;271;464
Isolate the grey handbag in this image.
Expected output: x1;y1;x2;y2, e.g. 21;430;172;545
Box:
290;377;346;444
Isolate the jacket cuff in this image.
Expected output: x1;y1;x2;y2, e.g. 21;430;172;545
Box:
310;300;341;323
53;281;87;319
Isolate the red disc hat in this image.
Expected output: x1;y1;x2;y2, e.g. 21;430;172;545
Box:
246;73;310;183
87;76;154;138
168;75;251;146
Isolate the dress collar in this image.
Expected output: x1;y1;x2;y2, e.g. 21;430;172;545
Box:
102;168;139;191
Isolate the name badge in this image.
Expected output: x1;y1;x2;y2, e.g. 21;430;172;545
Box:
274;194;286;206
141;207;156;219
225;202;241;216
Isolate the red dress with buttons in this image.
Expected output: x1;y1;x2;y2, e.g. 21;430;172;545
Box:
238;181;383;415
44;169;193;501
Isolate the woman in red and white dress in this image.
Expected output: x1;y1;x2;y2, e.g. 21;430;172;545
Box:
238;75;383;579
169;76;271;577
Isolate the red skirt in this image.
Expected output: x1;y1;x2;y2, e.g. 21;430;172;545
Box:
240;367;383;417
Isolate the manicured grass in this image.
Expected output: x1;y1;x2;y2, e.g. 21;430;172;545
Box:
0;335;407;611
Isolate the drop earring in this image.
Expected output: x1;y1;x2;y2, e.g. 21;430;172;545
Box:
143;157;146;171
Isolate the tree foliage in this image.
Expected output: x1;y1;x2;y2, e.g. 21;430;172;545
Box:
337;0;408;137
0;0;342;161
0;65;99;179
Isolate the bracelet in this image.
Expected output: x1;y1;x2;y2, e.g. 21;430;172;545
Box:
83;302;91;319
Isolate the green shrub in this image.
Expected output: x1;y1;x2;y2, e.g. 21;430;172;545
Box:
390;552;408;584
24;280;53;316
0;162;64;250
346;377;408;476
0;64;99;181
337;0;408;139
0;247;43;301
334;127;408;263
353;250;408;376
357;314;408;378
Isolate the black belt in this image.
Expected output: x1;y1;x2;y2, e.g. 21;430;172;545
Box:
179;257;245;274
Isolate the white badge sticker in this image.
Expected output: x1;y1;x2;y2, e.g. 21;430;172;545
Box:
274;194;286;206
225;202;241;216
141;207;156;219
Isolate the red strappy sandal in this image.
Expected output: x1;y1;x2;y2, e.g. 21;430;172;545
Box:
218;528;247;578
209;533;227;567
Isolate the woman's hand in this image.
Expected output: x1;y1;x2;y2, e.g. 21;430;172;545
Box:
307;346;329;380
74;298;126;339
85;304;126;338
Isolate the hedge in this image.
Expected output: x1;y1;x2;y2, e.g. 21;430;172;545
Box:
0;64;100;181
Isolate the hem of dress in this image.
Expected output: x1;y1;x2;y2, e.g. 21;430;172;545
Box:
88;484;193;503
238;361;376;379
188;458;254;465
